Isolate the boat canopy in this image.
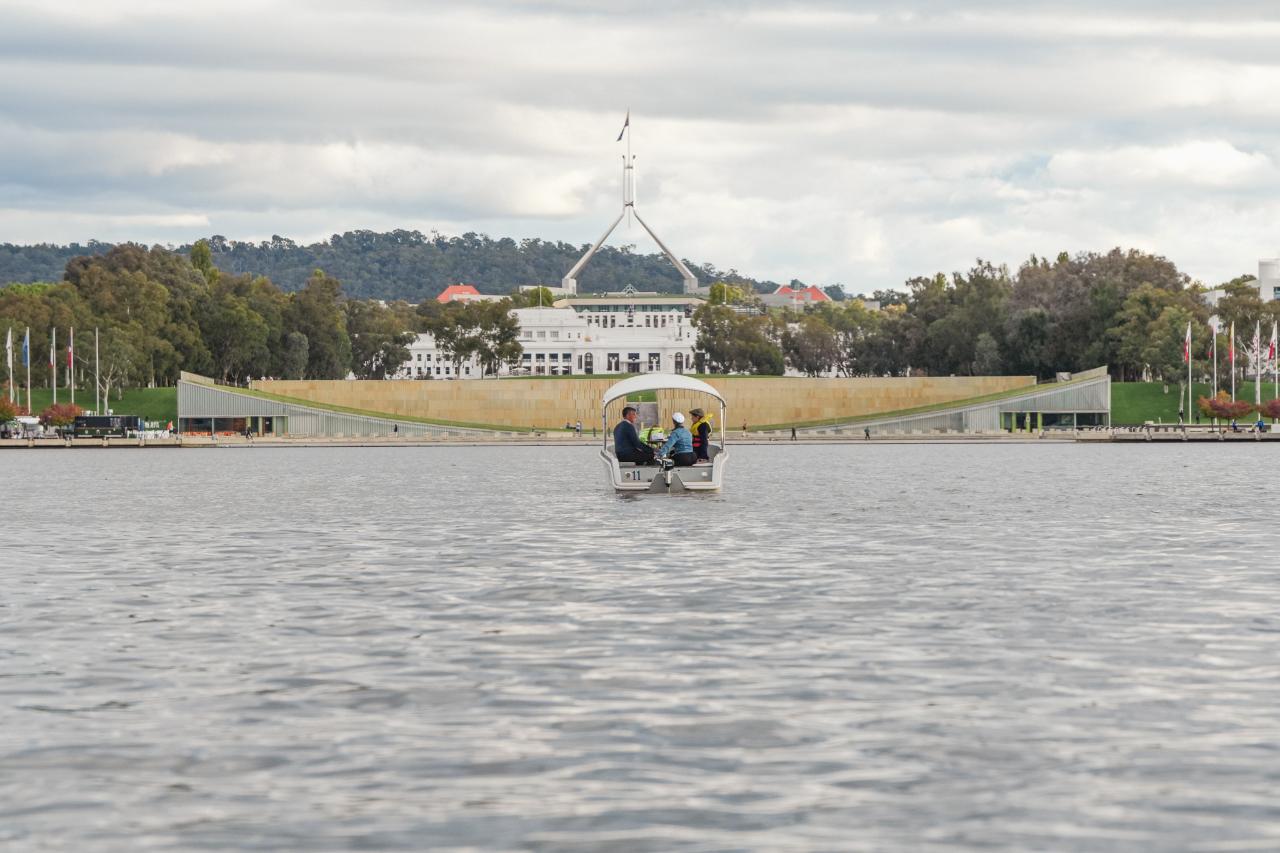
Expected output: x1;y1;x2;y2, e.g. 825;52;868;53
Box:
601;373;726;407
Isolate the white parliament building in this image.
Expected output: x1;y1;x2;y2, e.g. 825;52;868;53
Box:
400;291;704;379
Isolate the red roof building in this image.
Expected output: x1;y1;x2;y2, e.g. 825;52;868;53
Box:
436;284;484;303
772;284;831;303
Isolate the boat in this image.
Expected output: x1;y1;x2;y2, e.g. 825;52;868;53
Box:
600;373;728;492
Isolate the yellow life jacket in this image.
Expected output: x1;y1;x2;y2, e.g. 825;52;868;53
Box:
690;415;711;448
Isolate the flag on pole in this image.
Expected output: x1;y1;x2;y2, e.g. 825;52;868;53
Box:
1184;321;1192;363
22;327;29;367
50;327;55;370
68;327;74;370
1229;322;1235;363
4;327;10;401
1256;320;1263;406
616;109;630;142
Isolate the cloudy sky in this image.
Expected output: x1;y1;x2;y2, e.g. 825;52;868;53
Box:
3;1;1280;290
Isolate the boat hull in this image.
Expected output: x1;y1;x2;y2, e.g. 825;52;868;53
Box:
601;449;726;492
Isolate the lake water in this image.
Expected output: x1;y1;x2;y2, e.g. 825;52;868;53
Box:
3;444;1280;851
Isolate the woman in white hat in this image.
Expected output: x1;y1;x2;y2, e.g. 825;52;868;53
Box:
656;412;697;467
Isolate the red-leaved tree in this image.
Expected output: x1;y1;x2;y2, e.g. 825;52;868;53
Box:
1259;399;1280;420
39;402;84;427
0;397;29;420
1199;392;1255;421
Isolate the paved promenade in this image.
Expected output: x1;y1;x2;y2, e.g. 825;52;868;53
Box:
6;427;1277;448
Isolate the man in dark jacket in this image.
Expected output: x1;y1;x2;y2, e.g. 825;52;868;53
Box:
614;406;656;465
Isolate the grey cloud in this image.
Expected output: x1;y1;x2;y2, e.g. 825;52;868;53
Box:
2;0;1279;288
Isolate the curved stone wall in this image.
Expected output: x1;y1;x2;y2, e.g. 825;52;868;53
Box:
253;375;1035;430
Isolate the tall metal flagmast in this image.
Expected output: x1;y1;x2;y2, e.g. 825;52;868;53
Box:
1264;320;1274;404
1212;323;1218;424
4;326;12;403
25;326;31;415
1230;322;1236;401
1255;321;1263;409
51;327;57;405
1186;321;1192;425
561;111;699;295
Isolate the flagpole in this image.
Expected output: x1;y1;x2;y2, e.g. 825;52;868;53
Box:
1187;321;1192;426
5;326;12;403
1256;321;1262;409
51;327;57;405
95;326;101;416
1231;322;1236;402
69;327;75;408
25;326;31;415
1212;330;1218;425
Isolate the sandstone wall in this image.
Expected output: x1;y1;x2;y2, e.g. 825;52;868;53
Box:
254;375;1035;430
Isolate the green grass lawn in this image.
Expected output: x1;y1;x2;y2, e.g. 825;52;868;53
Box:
13;386;177;423
1112;381;1280;425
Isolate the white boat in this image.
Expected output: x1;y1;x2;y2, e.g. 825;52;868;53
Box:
600;373;728;492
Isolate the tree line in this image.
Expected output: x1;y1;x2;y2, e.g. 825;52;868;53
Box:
0;242;419;391
0;242;571;395
0;231;780;302
2;242;1269;394
698;250;1274;384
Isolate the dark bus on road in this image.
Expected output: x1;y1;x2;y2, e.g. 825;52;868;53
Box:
73;415;145;437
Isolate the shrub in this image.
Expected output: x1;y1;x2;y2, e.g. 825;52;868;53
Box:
0;396;19;421
1260;399;1280;420
1199;392;1255;421
39;402;84;427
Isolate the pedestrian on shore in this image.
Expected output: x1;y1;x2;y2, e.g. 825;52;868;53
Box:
741;421;747;437
790;426;797;441
575;419;582;435
864;427;871;440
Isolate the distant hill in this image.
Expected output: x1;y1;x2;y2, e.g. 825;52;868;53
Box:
0;241;114;284
0;230;776;301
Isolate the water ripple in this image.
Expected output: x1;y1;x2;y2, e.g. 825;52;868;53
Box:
3;444;1280;850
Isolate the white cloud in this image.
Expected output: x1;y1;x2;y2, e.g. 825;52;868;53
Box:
1048;141;1275;189
2;1;1280;289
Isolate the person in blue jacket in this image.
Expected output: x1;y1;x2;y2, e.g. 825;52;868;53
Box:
656;412;697;467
